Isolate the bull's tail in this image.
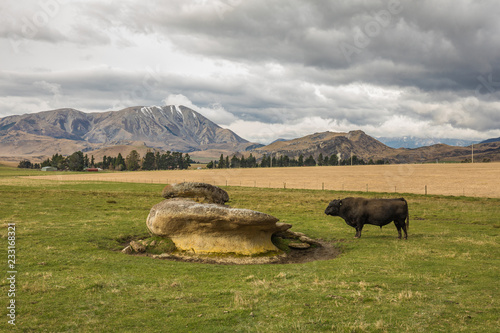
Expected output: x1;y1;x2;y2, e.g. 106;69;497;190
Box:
402;198;409;231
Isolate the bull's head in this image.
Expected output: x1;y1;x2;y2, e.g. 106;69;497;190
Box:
325;199;342;216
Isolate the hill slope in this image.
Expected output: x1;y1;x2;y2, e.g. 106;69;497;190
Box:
254;130;394;162
250;130;500;163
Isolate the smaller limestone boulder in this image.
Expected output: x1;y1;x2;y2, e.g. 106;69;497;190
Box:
130;240;146;253
299;235;322;247
122;245;133;254
162;182;229;204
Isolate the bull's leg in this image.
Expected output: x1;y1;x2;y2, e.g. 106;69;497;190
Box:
395;223;402;239
401;220;408;239
395;220;407;239
354;224;363;238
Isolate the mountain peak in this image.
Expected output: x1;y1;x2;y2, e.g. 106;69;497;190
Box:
0;105;252;157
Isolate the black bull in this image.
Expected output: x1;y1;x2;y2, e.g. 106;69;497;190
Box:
325;197;409;239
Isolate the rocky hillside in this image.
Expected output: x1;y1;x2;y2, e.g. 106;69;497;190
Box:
250;130;500;163
0;105;252;159
254;130;394;162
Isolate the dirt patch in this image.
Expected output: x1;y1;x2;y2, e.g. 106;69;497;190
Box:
273;240;342;264
151;240;341;265
121;237;341;265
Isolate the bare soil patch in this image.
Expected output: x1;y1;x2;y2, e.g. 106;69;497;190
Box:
127;240;341;265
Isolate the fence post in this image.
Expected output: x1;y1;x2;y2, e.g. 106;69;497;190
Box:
425;185;427;195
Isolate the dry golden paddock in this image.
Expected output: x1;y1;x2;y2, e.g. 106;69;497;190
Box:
27;162;500;198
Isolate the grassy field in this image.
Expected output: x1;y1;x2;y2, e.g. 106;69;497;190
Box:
1;164;499;332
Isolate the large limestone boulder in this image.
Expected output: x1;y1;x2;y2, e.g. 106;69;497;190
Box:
162;182;229;204
146;199;291;255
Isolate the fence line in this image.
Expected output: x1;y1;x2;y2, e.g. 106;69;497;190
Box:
76;175;488;198
28;163;500;198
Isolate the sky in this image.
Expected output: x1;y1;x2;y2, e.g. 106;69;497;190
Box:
1;0;500;144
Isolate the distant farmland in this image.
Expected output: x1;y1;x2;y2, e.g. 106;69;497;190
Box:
28;162;500;198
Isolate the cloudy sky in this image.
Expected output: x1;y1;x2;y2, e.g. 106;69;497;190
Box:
1;0;500;143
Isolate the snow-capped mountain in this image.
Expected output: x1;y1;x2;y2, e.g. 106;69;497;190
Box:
0;105;251;156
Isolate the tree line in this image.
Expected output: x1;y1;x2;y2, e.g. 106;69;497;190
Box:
18;150;192;171
207;153;388;169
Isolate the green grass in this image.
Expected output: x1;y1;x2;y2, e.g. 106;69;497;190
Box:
0;165;499;332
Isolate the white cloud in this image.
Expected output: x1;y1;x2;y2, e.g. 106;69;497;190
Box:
1;0;500;142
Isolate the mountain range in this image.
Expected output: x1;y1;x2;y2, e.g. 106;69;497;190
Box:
1;106;499;164
248;130;500;163
480;137;500;144
0;105;251;162
377;136;478;149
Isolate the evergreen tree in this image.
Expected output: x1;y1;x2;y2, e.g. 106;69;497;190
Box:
126;150;141;171
18;159;32;169
157;153;168;170
184;153;192;169
102;155;108;169
171;152;185;169
271;156;277;167
218;154;225;169
328;154;339;166
51;153;66;170
304;155;316;166
142;151;156;170
283;155;290;167
155;152;161;170
247;154;257;168
230;155;240;168
68;151;85;171
116;153;126;170
317;153;324;166
260;154;270;167
41;158;51;168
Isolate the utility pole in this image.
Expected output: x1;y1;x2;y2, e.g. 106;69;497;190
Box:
472;144;474;163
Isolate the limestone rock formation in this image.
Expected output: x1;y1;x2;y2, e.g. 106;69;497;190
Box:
162;182;229;204
146;198;291;255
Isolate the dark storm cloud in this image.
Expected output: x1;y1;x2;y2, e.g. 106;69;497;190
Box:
84;0;500;90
